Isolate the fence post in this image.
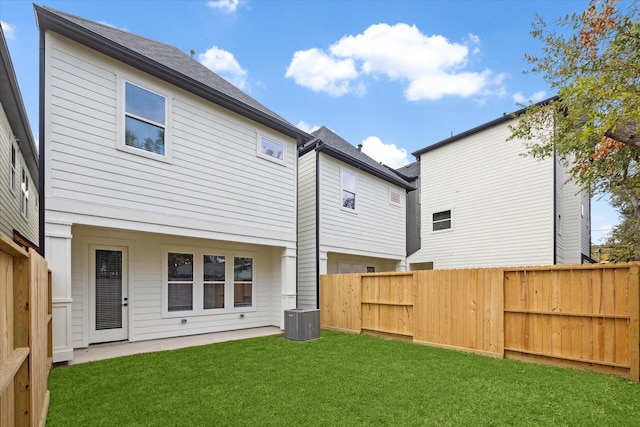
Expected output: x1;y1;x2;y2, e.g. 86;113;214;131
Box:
629;266;639;382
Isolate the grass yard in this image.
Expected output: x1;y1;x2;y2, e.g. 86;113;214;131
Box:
47;330;639;426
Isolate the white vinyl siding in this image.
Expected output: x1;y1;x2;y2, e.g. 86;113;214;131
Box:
409;120;555;269
326;253;397;275
318;154;406;261
296;151;317;309
45;33;297;247
556;159;588;264
0;102;38;243
70;225;282;347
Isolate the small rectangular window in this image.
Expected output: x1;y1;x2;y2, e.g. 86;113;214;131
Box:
234;257;253;307
203;255;225;309
20;168;29;217
167;253;193;311
10;145;16;191
432;210;452;231
342;170;356;210
259;136;284;162
124;82;166;156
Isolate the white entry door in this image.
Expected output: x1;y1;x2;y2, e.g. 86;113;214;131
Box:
89;246;129;343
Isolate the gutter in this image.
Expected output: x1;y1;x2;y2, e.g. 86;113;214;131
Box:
317;144;415;191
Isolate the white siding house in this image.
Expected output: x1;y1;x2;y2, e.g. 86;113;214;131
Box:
0;25;39;250
36;6;311;362
297;126;413;309
407;105;590;270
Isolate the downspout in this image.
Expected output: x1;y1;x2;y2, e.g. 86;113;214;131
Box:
315;148;321;309
552;115;557;265
38;28;46;255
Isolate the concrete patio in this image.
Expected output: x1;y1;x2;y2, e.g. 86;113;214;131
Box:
68;326;283;365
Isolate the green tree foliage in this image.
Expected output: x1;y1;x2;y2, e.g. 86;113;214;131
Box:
510;0;640;258
603;192;640;260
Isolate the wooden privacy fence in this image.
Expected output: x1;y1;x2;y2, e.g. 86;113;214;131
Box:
0;235;52;426
320;263;640;381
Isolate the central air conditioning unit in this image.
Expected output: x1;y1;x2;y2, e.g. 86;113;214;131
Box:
284;309;320;341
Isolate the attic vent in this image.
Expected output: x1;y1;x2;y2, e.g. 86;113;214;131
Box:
389;189;401;206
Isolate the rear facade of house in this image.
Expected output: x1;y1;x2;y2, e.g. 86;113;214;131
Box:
407;110;590;270
297;126;412;309
0;25;39;250
37;6;310;362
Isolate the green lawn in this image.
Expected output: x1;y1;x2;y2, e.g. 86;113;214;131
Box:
47;330;639;426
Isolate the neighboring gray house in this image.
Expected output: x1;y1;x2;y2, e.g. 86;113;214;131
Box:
297;126;414;309
407;103;591;270
0;24;39;250
36;6;312;362
392;161;421;258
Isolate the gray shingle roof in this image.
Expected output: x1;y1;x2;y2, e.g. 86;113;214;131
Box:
0;25;38;185
393;161;420;182
35;5;311;143
309;126;413;190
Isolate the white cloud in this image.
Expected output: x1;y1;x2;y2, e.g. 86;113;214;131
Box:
360;136;411;169
207;0;246;13
285;23;504;101
296;121;320;134
512;90;547;104
1;21;16;39
285;48;360;96
198;46;248;90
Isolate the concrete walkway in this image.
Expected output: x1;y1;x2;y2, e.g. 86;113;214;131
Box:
69;326;282;365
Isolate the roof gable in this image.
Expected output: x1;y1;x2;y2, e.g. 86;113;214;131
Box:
34;5;311;143
307;126;414;190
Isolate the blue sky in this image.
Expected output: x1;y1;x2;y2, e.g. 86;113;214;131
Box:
0;0;620;243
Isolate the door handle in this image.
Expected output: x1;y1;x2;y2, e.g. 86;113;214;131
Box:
123;297;128;307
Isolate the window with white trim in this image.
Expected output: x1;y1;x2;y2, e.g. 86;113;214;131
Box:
124;81;166;156
341;170;356;210
432;209;452;231
20;168;29;217
10;145;16;192
258;135;284;163
164;249;254;316
167;253;193;311
234;257;253;307
203;255;225;309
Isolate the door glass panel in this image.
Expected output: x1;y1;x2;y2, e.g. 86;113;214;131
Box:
95;250;123;330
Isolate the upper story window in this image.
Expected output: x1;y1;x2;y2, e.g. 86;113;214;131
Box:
341;170;356;210
432;209;452;232
124;82;166;156
20;168;29;217
258;135;285;163
10;145;16;192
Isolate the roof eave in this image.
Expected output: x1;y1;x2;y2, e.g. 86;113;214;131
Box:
317;144;415;191
0;28;39;185
34;5;312;145
412;96;559;157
